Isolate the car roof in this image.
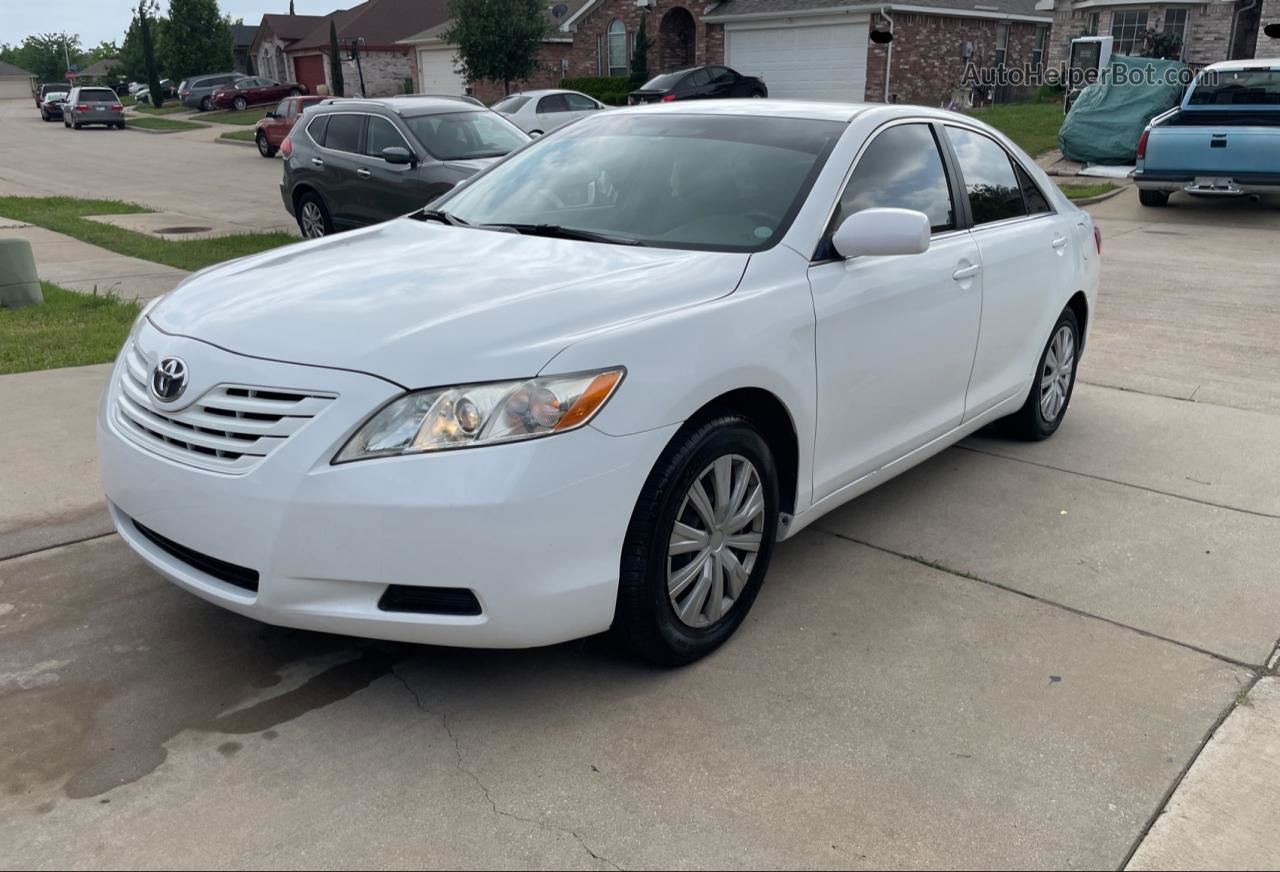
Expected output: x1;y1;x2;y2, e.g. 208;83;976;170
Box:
613;98;873;123
508;89;590;98
1203;58;1280;72
316;95;485;116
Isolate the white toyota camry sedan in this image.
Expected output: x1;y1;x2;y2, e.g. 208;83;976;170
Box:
99;100;1100;665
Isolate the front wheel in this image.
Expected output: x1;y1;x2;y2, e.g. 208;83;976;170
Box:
256;132;277;157
1139;189;1170;207
999;307;1080;441
614;414;780;666
233;96;248;111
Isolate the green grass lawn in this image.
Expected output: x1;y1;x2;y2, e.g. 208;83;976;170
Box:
1059;182;1119;200
131;101;194;116
220;129;257;142
0;196;296;272
198;107;272;125
127;116;208;131
0;283;139;374
968;101;1064;157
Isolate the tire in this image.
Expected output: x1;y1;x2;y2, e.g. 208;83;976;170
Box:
256;132;277;158
296;191;332;239
200;97;212;112
751;90;766;98
40;109;47;121
613;414;780;666
233;96;248;111
63;118;70;128
288;88;301;97
73;121;82;129
999;307;1081;441
1139;189;1169;207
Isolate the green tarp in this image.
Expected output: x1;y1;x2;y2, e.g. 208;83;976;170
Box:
1059;55;1188;165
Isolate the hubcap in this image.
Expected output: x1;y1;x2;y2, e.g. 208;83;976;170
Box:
300;202;325;238
257;135;269;155
667;454;765;628
1040;324;1075;421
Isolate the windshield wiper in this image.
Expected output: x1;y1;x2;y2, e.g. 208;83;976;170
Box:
411;208;469;227
481;223;645;246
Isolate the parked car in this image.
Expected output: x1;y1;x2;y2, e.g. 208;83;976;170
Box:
1135;59;1280;206
134;78;177;106
62;86;125;129
212;76;306;111
254;95;325;157
629;65;767;103
491;89;606;135
178;73;245;111
34;82;69;109
280;96;529;238
39;91;70;122
100;100;1099;665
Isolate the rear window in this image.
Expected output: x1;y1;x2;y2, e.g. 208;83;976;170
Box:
1188;69;1280;105
402;110;528;160
80;89;118;103
492;95;530;114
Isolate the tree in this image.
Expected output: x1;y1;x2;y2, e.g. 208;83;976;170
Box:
1140;29;1182;60
85;41;121;64
328;19;345;97
443;0;550;96
138;2;164;107
0;33;82;83
158;0;233;81
629;14;651;89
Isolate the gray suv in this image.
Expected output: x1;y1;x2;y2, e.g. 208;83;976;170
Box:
281;96;530;238
63;86;125;129
178;73;244;111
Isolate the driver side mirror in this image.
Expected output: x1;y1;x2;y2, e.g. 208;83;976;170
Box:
381;146;416;166
831;208;931;259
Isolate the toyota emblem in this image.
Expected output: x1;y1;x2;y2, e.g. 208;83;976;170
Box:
151;357;189;402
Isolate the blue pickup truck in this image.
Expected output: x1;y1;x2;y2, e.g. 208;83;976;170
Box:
1135;59;1280;207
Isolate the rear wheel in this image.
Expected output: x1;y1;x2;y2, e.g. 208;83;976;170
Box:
199;97;212;112
1139;189;1170;207
256;132;277;157
233;96;248;111
63;117;70;128
613;414;780;666
999;307;1080;441
297;192;332;239
72;121;82;129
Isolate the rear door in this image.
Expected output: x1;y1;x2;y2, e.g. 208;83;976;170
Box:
533;93;571;131
311;112;366;228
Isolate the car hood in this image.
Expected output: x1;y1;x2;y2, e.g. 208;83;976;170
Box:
149;218;749;388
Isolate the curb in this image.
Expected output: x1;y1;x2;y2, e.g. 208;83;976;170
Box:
124;123;210;135
216;135;258;148
1065;184;1131;207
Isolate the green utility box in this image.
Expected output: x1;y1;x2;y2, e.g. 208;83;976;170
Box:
0;237;42;308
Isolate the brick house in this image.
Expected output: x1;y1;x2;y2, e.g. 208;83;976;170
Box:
251;13;326;86
1040;0;1279;69
406;0;1053;107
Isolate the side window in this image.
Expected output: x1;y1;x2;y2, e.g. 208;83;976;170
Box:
944;127;1027;225
324;113;363;152
564;92;599;111
1015;163;1052;215
275;99;291;117
708;67;734;85
537;94;570;113
307;113;331;145
685;69;711;88
830;123;957;236
365;115;406;156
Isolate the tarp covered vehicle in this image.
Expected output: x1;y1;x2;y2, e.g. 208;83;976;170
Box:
1059;55;1188;164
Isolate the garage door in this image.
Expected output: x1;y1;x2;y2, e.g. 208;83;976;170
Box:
417;49;464;95
726;21;869;102
0;78;33;100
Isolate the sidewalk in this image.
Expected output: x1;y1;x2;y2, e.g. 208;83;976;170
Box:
0;217;188;301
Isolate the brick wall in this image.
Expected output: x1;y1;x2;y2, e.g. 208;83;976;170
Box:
465;42;574;103
1047;3;1261;71
564;1;723;78
337;50;413;97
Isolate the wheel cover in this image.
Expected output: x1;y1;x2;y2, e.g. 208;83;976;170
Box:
667;454;765;628
257;134;269;155
1040;324;1075;421
300;202;325;238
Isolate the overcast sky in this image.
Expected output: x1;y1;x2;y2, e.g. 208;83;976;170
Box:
3;1;334;50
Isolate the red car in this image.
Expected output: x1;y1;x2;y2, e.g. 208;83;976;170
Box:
212;76;306;111
253;95;325;157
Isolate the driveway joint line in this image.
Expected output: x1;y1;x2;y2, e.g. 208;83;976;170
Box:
816;528;1263;672
389;666;623;871
0;530;118;564
956;444;1280;521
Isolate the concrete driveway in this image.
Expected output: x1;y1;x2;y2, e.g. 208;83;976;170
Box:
2;109;1280;868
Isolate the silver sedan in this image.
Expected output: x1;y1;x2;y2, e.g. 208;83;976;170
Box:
490;89;607;136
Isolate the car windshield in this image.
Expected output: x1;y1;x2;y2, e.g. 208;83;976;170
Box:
640;71;688;90
1189;69;1280;105
492;95;531;114
402;110;529;160
437;113;844;252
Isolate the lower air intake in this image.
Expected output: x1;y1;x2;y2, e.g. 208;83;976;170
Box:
378;585;482;616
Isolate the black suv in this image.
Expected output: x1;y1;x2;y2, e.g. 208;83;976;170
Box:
630;65;767;104
280;96;530;238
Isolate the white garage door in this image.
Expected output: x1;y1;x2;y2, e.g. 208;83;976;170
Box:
726;21;869;102
417;48;465;95
0;78;33;100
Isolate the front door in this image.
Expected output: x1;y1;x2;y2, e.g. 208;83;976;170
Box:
352;114;425;224
808;122;983;500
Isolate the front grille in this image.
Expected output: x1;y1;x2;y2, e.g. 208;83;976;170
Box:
379;585;482;616
114;342;335;474
133;520;260;592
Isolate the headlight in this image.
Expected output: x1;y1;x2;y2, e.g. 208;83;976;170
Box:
334;368;624;463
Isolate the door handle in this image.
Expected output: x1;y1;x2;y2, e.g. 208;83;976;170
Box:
1051;235;1069;249
356;168;372;179
952;264;982;281
310;157;325;167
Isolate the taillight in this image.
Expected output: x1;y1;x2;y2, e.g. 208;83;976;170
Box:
75;104;89;111
661;94;676;102
111;104;123;111
1136;128;1150;161
280;134;292;157
1093;226;1102;256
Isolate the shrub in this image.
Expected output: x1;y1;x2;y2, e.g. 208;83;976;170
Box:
561;75;632;105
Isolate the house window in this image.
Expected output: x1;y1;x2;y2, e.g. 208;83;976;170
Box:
607;19;627;77
994;23;1010;68
1163;8;1188;58
1087;12;1100;35
1032;25;1048;73
1111;10;1149;54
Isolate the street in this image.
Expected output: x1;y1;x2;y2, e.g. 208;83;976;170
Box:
2;95;1280;869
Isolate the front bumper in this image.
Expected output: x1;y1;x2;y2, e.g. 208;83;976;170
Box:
99;323;677;648
1135;170;1280;196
